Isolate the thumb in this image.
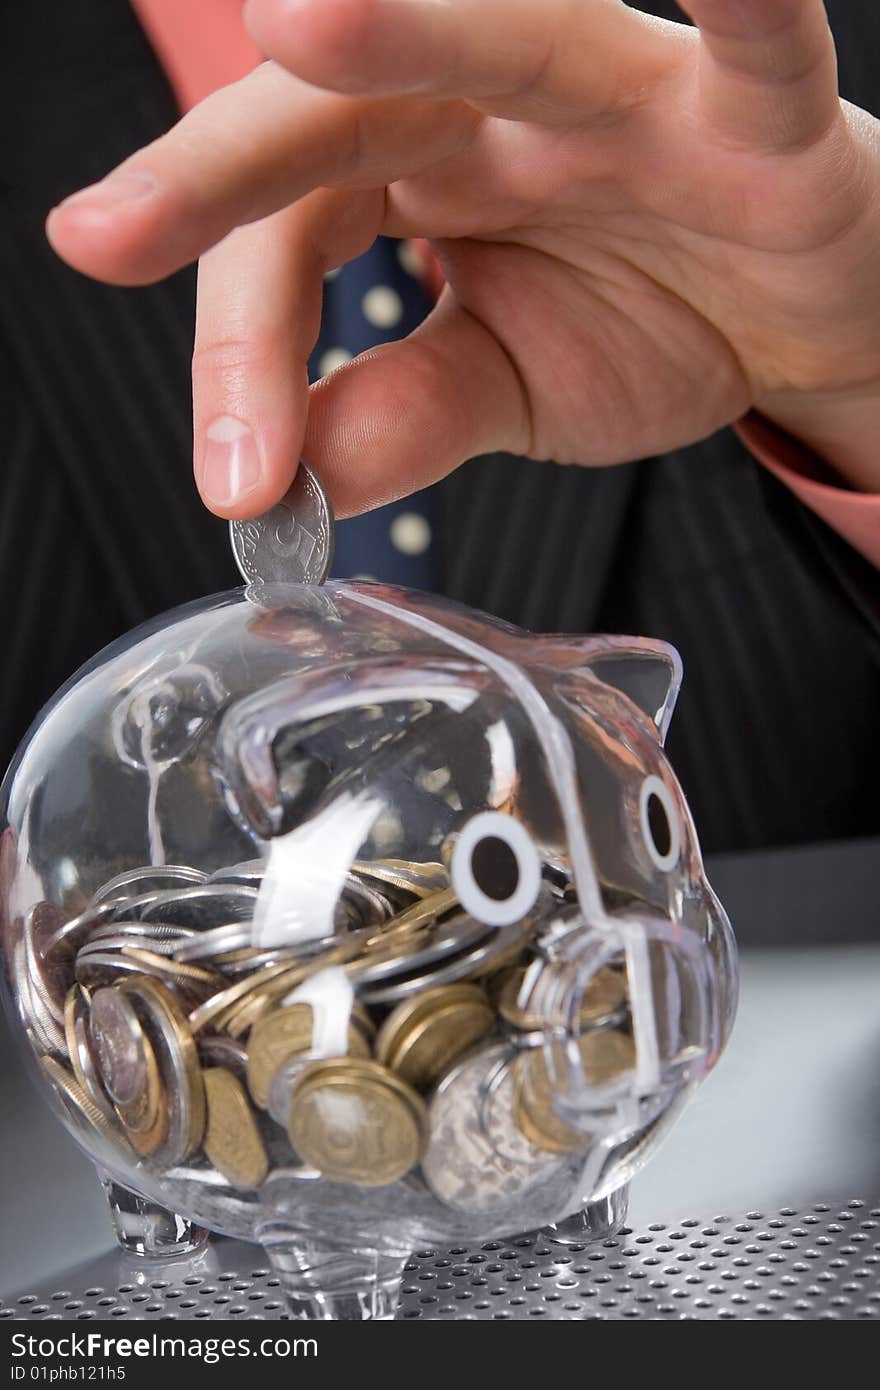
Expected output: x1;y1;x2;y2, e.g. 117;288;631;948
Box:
304;290;531;518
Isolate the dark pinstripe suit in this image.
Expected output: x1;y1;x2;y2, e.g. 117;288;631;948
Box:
2;1;879;852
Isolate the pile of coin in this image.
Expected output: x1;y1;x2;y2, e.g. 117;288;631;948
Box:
19;855;638;1214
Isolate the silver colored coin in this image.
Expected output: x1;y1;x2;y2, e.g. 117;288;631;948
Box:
229;462;335;586
13;940;65;1055
421;1042;563;1214
173;922;256;962
74;950;217;992
75;952;149;987
68;997;116;1120
341;874;394;927
80;930;187;959
92;865;207;906
357;914;529;1005
265;1051;314;1128
89;921;195;948
197;1034;249;1075
354;912;490;990
137;884;259;930
208;860;266;888
89;988;150;1109
25;908;69;1022
43;900;121;960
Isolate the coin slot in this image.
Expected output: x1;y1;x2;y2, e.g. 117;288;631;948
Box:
638;776;680;872
450;812;541;927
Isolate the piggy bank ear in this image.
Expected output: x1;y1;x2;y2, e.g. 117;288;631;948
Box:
584;640;682;743
536;636;682;743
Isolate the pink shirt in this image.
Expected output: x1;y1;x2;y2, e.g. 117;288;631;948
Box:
131;0;880;571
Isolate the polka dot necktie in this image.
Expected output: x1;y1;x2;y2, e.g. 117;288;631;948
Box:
309;239;441;590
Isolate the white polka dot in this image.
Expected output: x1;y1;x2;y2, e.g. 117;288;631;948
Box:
390;512;432;556
397;241;422;277
362;285;403;329
324;266;342;282
318;347;352;377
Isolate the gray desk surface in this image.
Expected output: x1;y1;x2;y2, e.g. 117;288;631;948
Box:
1;837;878;1301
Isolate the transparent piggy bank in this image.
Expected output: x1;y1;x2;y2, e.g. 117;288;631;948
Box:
0;581;737;1319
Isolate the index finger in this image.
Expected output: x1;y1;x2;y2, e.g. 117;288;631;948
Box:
46;62;478;286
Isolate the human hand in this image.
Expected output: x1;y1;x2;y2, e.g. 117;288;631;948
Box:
46;0;880;516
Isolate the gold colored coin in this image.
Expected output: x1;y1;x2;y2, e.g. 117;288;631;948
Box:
466;933;530;979
495;967;541;1030
375;984;494;1093
579;967;627;1024
578;1027;636;1083
41;1055;124;1146
222;940;369;1039
375;886;459;938
514;1028;637;1154
246;1003;372;1108
202;1067;269;1189
192;939;366;1038
513;1051;584;1155
120;947;222;993
498;965;627;1031
288;1057;428;1187
352;860;449;900
188;960;301;1034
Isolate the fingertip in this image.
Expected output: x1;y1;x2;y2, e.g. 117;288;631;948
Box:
194;414;304;519
45;186;181;287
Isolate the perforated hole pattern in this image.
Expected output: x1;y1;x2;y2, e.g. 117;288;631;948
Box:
3;1200;878;1320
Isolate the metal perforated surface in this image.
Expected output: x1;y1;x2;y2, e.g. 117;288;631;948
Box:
3;1200;878;1320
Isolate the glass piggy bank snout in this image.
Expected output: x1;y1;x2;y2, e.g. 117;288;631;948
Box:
0;581;737;1319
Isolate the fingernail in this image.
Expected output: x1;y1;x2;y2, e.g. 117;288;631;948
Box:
200;416;264;507
55;170;157;214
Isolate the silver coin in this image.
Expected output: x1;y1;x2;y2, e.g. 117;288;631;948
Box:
80;929;186;959
357;914;529;1005
75;952;146;987
92;865;207;906
341;874;394;927
24;908;69;1022
137;884;259;930
208;860;266;888
229;462;335;586
89;989;151;1109
173;922;256;962
68;996;116;1120
89;921;195;947
42;900;121;960
265;1051;314;1128
421;1042;563;1214
197;1034;248;1076
74;950;219;993
13;940;65;1055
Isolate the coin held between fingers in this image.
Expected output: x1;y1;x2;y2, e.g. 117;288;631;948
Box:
229;460;335;585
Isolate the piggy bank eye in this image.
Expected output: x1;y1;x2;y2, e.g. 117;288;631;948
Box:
639;775;681;872
451;811;541;926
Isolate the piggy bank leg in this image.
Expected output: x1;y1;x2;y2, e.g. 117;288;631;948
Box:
544;1181;630;1247
99;1171;209;1258
258;1224;408;1320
